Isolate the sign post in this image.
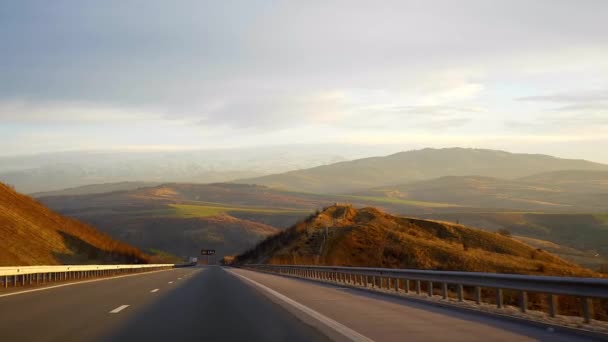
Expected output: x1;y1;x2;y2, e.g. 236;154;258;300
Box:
201;249;216;265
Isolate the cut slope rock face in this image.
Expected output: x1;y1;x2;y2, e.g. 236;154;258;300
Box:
237;205;596;277
0;182;147;266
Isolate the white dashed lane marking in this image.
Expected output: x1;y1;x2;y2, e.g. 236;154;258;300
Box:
109;305;130;314
150;289;159;293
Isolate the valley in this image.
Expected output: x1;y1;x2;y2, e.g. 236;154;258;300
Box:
6;148;604;272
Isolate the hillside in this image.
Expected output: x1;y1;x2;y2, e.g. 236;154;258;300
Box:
519;170;608;193
236;205;596;277
88;213;280;258
354;175;608;212
37;182;608;265
0;182;147;266
237;148;608;194
32;181;160;197
37;183;303;257
421;212;608;270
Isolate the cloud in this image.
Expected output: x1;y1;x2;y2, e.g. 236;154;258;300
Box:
1;1;607;157
518;90;608;103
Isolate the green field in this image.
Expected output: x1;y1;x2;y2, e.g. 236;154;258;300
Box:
594;214;608;225
340;195;464;208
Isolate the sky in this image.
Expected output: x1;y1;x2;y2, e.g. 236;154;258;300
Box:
1;1;608;162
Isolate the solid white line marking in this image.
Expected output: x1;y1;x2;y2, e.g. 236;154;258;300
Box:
0;269;175;299
109;305;130;314
150;289;159;293
168;281;174;284
225;269;373;342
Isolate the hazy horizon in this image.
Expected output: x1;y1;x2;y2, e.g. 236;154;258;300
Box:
2;1;607;162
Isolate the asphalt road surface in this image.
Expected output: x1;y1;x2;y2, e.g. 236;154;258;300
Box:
0;266;596;342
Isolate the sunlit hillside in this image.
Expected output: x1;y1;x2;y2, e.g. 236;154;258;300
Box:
0;182;148;266
237;205;597;277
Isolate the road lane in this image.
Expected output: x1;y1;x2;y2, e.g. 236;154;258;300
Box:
106;266;330;341
0;266;329;342
0;267;199;341
0;264;597;341
230;268;593;342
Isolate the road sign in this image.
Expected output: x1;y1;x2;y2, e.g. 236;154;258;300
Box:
201;249;216;256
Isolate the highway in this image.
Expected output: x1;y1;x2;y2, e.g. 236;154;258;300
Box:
0;266;595;341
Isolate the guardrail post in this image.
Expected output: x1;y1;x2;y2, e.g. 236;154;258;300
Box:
519;291;528;313
474;286;481;304
416;280;421;295
457;284;464;302
372;276;376;288
427;281;433;297
404;279;409;294
548;294;558;318
582;297;593;324
442;283;448;299
395;278;400;292
4;276;7;288
496;288;504;308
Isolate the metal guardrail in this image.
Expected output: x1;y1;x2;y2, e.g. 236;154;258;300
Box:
0;264;175;289
244;264;608;324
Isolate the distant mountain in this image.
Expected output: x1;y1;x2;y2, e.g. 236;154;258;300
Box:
0;144;389;193
0;182;147;266
236;205;595;277
237;148;608;194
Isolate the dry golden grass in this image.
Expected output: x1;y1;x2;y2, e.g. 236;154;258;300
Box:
237;204;597;277
0;182;148;266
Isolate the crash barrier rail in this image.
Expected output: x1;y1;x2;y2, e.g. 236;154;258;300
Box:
0;264;175;289
244;264;608;324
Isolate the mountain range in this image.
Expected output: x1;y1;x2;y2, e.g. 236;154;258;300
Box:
237;148;608;194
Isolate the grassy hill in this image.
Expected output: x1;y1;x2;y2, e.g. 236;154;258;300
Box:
0;182;148;266
421;212;608;270
519;170;608;193
37;183;307;257
354;174;608;212
237;148;608;194
37;182;608;267
236;205;596;277
87;214;279;258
